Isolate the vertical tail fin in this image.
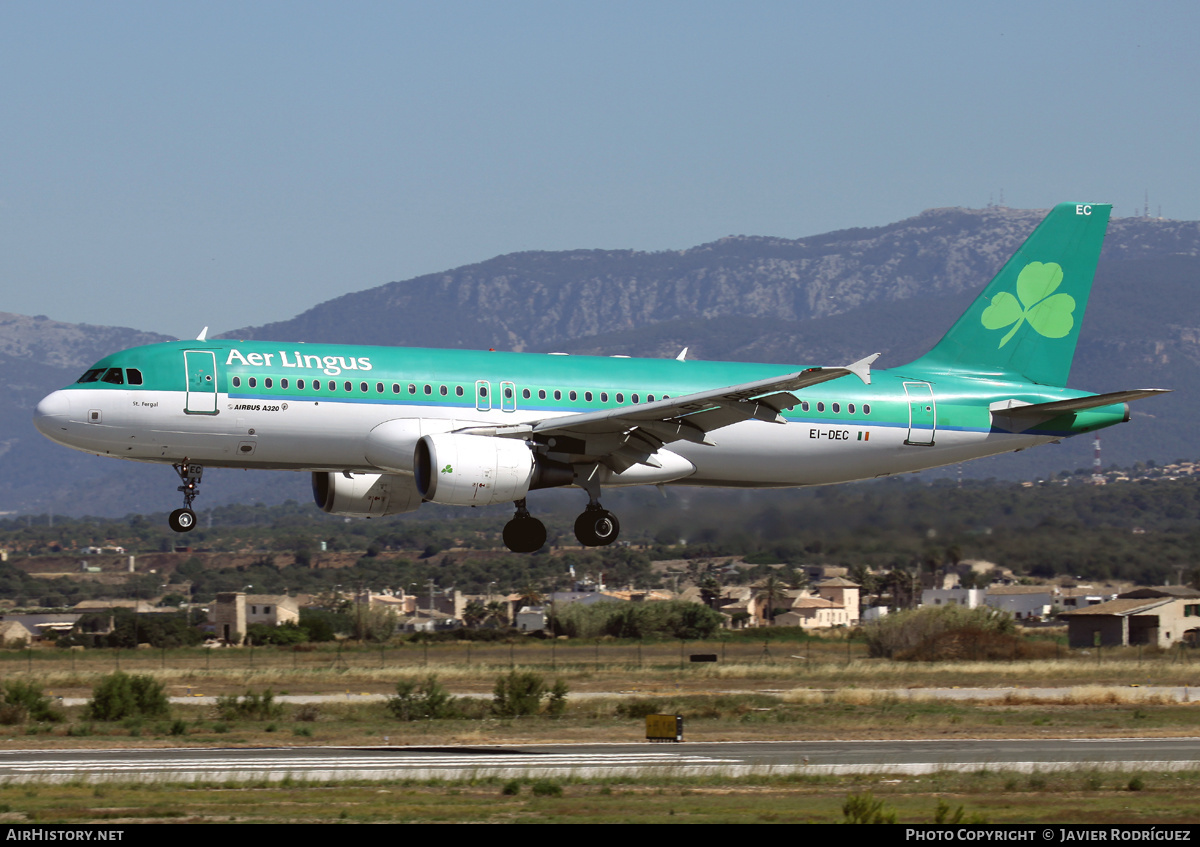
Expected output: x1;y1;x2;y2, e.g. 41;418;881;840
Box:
907;202;1111;387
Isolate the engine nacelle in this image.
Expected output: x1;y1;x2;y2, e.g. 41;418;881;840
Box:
415;433;536;506
364;418;473;473
312;471;422;517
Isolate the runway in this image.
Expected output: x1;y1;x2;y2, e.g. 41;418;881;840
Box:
2;738;1198;782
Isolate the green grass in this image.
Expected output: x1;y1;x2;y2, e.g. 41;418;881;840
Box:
0;769;1194;823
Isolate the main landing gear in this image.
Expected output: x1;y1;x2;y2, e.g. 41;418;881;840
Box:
502;499;547;554
168;460;203;533
500;493;622;553
574;504;620;547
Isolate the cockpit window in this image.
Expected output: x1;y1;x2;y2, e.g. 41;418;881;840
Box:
125;369;143;386
77;369;104;383
101;368;125;385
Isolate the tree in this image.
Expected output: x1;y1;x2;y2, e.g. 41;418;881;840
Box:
85;673;169;721
462;599;487;629
517;585;544;609
354;605;398;642
755;575;789;625
0;681;63;724
387;676;457;720
492;671;569;717
485;600;509;628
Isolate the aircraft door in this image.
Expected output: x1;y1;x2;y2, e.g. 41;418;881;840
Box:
501;381;516;412
184;350;219;415
475;380;492;412
903;382;936;446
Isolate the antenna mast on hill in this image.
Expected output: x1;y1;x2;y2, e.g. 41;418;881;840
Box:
1092;436;1104;485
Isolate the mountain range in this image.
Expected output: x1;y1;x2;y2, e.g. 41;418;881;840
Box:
6;205;1198;517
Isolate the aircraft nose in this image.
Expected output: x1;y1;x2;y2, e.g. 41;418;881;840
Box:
33;391;72;440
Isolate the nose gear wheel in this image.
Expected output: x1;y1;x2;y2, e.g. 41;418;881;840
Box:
169;460;203;533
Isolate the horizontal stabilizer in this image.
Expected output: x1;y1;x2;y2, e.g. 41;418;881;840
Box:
990;389;1170;432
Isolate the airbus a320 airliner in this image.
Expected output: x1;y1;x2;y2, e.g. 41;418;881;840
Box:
34;203;1167;552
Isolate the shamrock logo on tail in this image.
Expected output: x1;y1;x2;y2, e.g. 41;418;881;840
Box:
980;261;1076;348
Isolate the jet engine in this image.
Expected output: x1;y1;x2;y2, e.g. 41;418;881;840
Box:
364;418;468;473
415;433;569;506
312;471;422;517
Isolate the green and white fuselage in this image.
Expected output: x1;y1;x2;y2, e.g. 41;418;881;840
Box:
33;340;1129;482
33;203;1167;549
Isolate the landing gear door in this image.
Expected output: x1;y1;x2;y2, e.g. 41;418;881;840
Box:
903;382;936;446
184;350;219;415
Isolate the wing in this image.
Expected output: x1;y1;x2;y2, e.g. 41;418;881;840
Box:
457;353;880;474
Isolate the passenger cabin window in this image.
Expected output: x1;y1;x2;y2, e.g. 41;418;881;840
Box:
281;378;289;389
232;377;242;388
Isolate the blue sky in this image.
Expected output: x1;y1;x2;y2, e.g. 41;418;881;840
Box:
3;1;1197;340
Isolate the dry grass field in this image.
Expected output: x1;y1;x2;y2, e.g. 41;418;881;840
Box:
0;640;1196;822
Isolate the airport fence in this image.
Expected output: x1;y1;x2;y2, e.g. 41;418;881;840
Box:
0;636;1192;680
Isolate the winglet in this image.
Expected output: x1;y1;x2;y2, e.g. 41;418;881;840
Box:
196;327;209;342
846;353;880;385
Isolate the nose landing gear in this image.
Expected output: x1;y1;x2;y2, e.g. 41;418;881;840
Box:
169;460;203;533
